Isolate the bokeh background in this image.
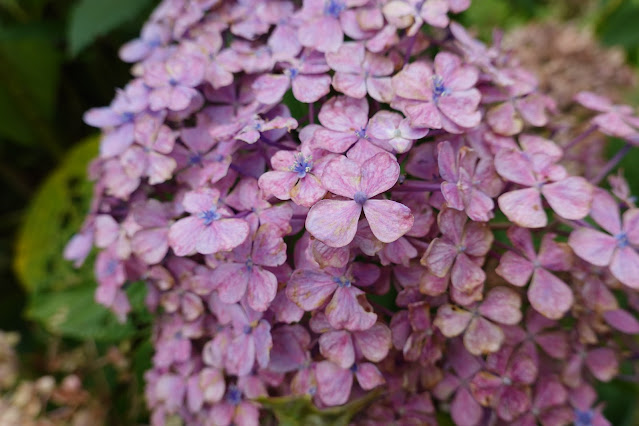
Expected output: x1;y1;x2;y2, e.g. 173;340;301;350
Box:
2;0;639;424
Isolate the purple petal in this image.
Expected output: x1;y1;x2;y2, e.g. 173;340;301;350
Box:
306;200;362;247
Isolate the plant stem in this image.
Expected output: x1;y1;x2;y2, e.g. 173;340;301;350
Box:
591;143;631;185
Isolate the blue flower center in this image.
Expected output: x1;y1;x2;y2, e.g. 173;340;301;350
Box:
354;191;368;205
242;324;253;335
105;259;118;276
227;386;243;406
616;232;629;248
333;276;352;288
354;127;367;139
290;153;313;178
168;77;178;86
574;409;594;426
432;75;449;102
245;258;254;272
349;364;358;373
122;112;135;122
188;153;203;165
288;67;299;79
324;0;345;17
198;208;221;225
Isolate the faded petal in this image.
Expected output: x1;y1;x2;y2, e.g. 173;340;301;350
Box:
498;188;546;228
363;199;414;243
528;269;573;320
306;200;362;247
541;177;593;220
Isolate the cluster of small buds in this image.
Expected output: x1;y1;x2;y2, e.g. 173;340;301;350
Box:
66;0;639;424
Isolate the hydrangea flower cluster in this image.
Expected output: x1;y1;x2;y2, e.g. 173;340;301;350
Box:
67;0;639;424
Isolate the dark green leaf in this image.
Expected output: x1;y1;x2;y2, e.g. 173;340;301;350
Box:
0;34;62;145
67;0;153;56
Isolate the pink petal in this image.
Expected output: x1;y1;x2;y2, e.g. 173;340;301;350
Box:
438;90;482;128
451;253;486;293
291;174;327;207
325;287;377;331
451;387;482;426
528;269;573;320
464;317;504;355
541;177;593;220
360;152;400;197
623;208;639;244
298;16;343;53
404;100;443;129
603;309;639;334
609;245;639;289
498;187;547;228
226;334;256;376
568;228;616;267
479;287;522;325
286;269;337;311
247;267;278;312
319;330;355;369
495;252;533;287
434;304;472;337
306;200;362;247
391;61;433;101
215;263;250;305
258;171;298;200
316;361;353;406
421;238;457;277
292;74;332;103
585;348;618;382
196;219;250;255
363;199;414;243
333;73;367;98
355;362;385;390
321;155;362;197
318;95;369;132
168;216;204;256
353;323;392;362
366;76;393;103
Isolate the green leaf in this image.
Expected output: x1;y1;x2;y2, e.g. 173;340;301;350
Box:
597;0;639;47
67;0;153;56
14;136;98;293
26;285;137;341
0;33;62;145
257;389;382;426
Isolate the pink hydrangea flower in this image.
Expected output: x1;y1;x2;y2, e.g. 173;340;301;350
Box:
306;152;414;247
576;91;639;141
325;42;394;102
258;147;334;207
144;52;205;112
495;135;593;228
569;188;639;289
434;287;522;355
286;262;380;331
496;227;574;319
367;110;429;153
391;52;481;133
438;140;503;221
420;207;493;302
315;360;385;406
312;95;370;153
168;188;250;256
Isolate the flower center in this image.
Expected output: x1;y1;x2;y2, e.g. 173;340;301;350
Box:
245;258;254;272
333;276;352;288
354;127;367;139
616;232;629;248
227;386;243;406
188;153;203;165
324;0;345;17
105;259;118;276
198;208;221;225
574;409;594;426
287;67;299;79
353;191;368;205
432;75;449;102
290;153;313;178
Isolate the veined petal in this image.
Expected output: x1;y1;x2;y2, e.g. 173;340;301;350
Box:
542;177;593;220
306;200;362;247
498;188;546;228
529;269;574;320
363;199;414;243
